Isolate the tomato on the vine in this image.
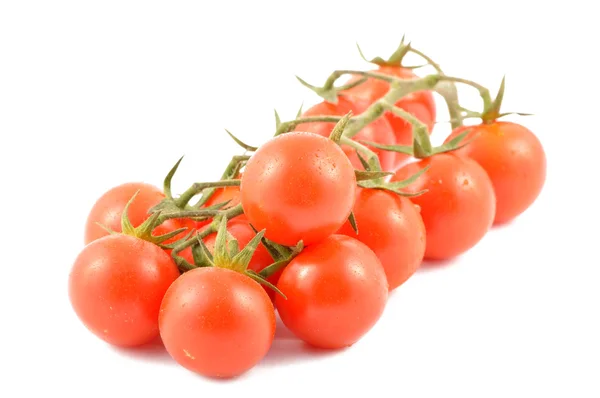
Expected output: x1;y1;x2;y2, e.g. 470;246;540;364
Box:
293;96;397;171
181;218;280;300
159;267;275;378
344;66;436;167
338;188;425;290
84;182;192;245
69;234;180;347
240;132;356;246
444;121;546;225
392;153;495;260
275;235;388;349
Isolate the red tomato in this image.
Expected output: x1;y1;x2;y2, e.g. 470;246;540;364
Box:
338;188;425;290
69;234;180;347
344;66;436;167
181;218;280;300
84;182;192;245
203;185;241;209
159;267;275;378
392;153;495;260
240;132;356;246
275;235;388;349
444;121;546;225
293;96;397;171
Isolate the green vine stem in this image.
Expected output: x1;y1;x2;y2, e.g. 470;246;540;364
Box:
174;179;241;209
408;47;463;129
192;155;249;208
275;115;343;136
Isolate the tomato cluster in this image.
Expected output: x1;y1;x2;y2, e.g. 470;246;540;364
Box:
68;39;546;379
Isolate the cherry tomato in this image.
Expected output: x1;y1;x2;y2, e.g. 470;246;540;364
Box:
344;66;436;167
69;234;180;347
181;218;280;300
444;121;546;225
293;96;397;171
275;235;388;349
392;153;495;260
159;267;275;378
338;188;425;290
240;132;356;246
84;182;192;246
203;185;241;209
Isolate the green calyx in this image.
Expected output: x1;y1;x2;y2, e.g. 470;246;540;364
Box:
356;36;411;67
479;76;533;123
170;216;287;298
258;236;303;282
361;104;472;160
97;190;188;247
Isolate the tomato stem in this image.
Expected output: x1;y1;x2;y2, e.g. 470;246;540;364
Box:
342;74;441;138
439;75;493;110
193;155;249;208
175;179;241;209
274;115;343;136
339;136;383;172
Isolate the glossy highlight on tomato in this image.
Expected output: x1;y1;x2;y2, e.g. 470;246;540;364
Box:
159;267;276;379
392;153;496;260
445;121;546;225
275;235;388;349
240;132;356;246
69;234;180;347
338;188;426;290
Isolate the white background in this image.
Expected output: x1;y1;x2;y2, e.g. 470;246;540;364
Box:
1;1;599;397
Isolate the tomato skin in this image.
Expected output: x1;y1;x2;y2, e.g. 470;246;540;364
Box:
392;153;496;260
68;234;180;347
203;185;241;209
159;267;276;378
344;66;436;167
293;96;397;171
275;235;388;349
240;132;356;246
337;188;425;290
84;182;191;245
181;218;280;300
444;121;546;225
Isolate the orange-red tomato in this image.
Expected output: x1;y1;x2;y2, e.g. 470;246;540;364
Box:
275;235;388;349
444;121;546;225
338;188;425;290
159;267;275;378
84;182;192;245
203;185;241;209
240;132;356;246
181;218;280;301
344;66;436;167
293;96;397;171
69;234;180;347
392;153;495;260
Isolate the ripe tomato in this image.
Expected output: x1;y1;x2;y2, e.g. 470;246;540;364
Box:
69;234;180;347
344;66;436;167
444;121;546;225
275;235;388;349
338;188;425;290
293;96;397;171
181;218;280;300
159;267;275;378
240;132;356;246
84;182;192;245
392;153;495;260
203;185;241;209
